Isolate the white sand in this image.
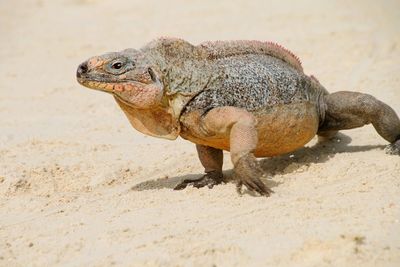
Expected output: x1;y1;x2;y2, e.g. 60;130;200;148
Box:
0;0;399;266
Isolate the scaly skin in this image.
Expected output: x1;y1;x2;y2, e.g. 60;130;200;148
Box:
77;37;400;196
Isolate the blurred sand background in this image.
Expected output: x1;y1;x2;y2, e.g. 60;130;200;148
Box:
0;0;399;266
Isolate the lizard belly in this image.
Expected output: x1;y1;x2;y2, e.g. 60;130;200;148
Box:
253;102;319;156
180;102;319;157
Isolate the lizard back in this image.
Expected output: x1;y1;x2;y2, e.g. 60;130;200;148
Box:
184;54;318;113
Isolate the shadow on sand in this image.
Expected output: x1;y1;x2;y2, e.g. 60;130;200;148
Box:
131;133;384;192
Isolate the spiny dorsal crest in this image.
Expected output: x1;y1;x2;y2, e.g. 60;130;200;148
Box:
199;40;303;72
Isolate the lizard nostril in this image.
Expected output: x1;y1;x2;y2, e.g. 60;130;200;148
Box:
77;62;88;77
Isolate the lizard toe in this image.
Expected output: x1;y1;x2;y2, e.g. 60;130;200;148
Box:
234;154;273;197
174;171;224;190
385;140;400;156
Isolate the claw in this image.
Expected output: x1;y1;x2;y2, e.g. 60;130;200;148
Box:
234;154;273;197
236;181;244;195
174;171;224;190
173;177;203;190
236;180;272;197
385;140;400;155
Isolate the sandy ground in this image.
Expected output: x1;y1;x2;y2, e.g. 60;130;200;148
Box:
0;0;400;266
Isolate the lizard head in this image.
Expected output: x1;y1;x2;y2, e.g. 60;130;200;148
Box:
76;49;164;109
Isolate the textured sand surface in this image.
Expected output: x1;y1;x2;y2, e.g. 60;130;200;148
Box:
1;0;400;266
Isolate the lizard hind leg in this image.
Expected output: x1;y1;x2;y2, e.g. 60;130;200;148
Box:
174;145;224;190
319;91;400;155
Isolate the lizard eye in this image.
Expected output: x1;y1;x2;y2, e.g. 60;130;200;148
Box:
111;62;123;69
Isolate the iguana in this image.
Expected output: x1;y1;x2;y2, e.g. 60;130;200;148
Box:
76;37;400;196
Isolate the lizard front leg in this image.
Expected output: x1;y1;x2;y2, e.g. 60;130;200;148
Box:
197;107;272;196
174;145;224;190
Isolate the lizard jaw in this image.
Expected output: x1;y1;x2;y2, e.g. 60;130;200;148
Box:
77;78;144;94
77;79;114;93
77;78;164;109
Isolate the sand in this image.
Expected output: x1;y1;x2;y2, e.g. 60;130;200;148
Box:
0;0;399;266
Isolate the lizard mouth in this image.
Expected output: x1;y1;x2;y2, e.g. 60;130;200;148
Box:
77;78;146;94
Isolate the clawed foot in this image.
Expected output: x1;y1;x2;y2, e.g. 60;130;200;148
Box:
385;140;400;155
174;171;224;190
234;154;273;197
